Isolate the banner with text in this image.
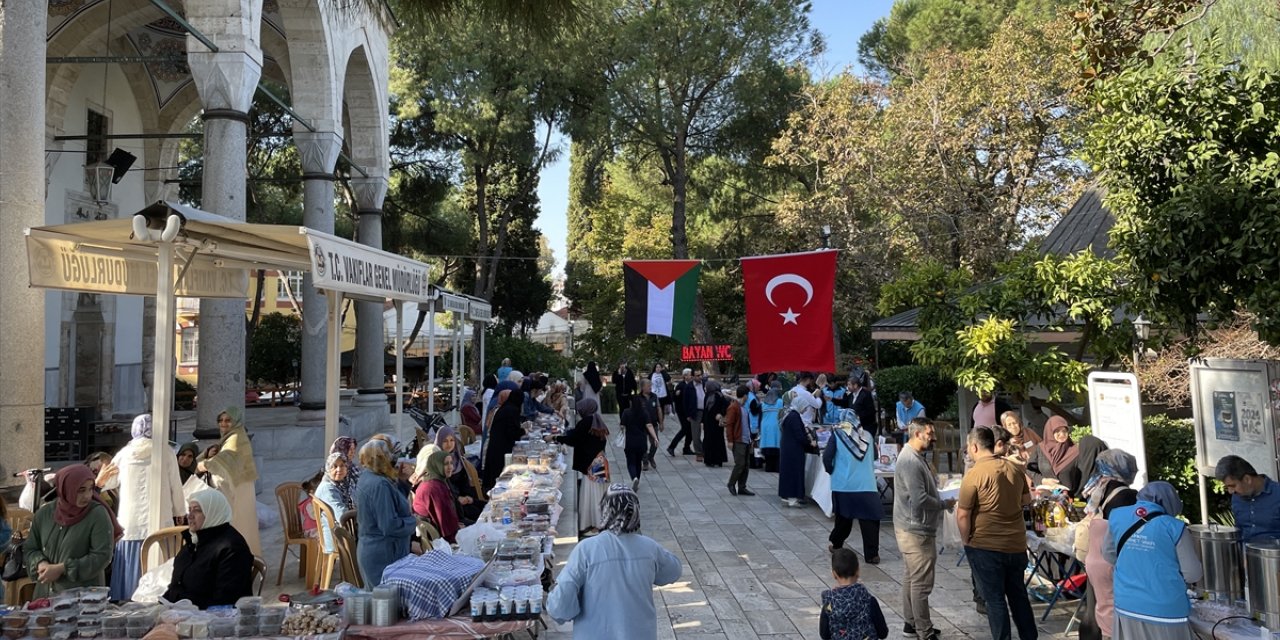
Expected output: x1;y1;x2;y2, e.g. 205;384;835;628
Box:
25;234;247;298
305;232;431;303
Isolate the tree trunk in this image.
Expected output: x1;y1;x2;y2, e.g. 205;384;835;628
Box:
473;165;490;298
243;269;266;372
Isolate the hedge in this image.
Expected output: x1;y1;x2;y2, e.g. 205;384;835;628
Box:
873;366;957;424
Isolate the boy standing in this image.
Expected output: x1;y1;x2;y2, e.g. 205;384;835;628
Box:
820;549;889;640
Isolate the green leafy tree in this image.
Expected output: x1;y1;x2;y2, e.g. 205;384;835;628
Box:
878;251;1133;402
596;0;820;342
246;313;302;387
858;0;1068;78
1083;48;1280;343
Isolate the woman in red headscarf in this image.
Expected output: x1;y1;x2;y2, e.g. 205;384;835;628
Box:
25;465;122;596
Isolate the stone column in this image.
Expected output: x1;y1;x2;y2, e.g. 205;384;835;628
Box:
187;49;262;437
0;0;50;485
294;129;342;425
351;176;388;406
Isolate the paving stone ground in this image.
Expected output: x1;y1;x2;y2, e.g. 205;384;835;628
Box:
540;414;1079;639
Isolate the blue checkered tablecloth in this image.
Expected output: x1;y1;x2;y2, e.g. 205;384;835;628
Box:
381;551;487;620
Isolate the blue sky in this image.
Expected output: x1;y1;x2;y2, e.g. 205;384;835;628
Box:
535;0;897;276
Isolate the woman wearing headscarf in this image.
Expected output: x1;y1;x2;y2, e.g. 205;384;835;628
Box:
778;393;813;507
25;465;121;596
100;414;187;600
459;388;482;439
758;381;785;473
356;441;416;587
176;442;207;499
481;388;527;493
433;426;483;523
162;488;253;608
998;411;1041;465
1077;449;1140;640
545;382;571;427
557;398;610;535
195;407;261;556
580;362;603;406
313;453;353;554
412;448;461;544
1104;481;1202;640
1028;416;1081;493
547;484;683;639
700;380;729;468
823;409;883;561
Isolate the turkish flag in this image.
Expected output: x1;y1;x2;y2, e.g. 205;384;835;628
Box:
741;250;838;372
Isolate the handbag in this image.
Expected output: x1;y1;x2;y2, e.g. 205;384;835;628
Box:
2;538;26;582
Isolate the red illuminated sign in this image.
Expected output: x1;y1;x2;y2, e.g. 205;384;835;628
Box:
680;344;734;361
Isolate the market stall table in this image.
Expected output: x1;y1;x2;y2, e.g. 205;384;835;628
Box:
1188;600;1268;640
1024;529;1084;621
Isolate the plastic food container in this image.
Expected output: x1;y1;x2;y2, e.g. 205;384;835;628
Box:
79;588;110;605
207;618;235;638
125;612;154;629
126;627;148;639
100;615;127;631
49;624;74;640
258;622;282;636
258;605;286;626
29;615;52;628
2;614;26;630
3;629;24;640
233;597;261;615
27;627;50;640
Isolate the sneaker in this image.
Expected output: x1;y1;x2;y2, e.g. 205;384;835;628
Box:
631;477;641;491
902;623;917;637
921;629;941;640
784;498;800;508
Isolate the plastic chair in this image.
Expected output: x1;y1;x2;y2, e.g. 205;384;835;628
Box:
339;510;359;540
461;458;486;507
251;557;266;596
140;525;188;574
309;497;341;590
273;482;315;586
332;527;363;588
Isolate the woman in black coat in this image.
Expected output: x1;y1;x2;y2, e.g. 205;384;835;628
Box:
556;398;608;476
778;397;810;506
163;489;253;609
621;395;658;483
482;389;526;493
701;380;730;467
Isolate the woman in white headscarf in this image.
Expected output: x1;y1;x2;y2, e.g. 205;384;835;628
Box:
162;489;254;609
778;392;814;507
100;414;187;601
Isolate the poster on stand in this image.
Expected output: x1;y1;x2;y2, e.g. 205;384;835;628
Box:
1088;371;1148;490
1190;359;1280;480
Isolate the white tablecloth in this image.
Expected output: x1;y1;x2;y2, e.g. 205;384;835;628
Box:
804;456;895;519
1189;600;1267;640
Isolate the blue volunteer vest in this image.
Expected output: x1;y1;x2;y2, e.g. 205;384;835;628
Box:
1107;500;1191;620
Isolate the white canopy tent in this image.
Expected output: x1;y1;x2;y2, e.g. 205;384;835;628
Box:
24;201;432;533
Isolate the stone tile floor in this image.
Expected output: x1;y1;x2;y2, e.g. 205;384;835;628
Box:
539;415;1079;639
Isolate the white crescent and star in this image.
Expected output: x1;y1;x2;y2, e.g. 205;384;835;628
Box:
764;273;814;325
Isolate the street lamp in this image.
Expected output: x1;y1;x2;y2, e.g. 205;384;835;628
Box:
1133;314;1151;382
820;225;832;249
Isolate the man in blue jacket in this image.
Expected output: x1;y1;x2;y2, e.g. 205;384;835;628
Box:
1214;455;1280;543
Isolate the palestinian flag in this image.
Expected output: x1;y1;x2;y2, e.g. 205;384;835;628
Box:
624;260;701;344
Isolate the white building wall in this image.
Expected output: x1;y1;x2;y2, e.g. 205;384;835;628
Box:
43;62;148;414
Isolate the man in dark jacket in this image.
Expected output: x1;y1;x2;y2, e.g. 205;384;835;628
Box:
613;362;638;417
847;377;878;437
668;368;695;456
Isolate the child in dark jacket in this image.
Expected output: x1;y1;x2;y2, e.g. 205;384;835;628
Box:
821;549;889;640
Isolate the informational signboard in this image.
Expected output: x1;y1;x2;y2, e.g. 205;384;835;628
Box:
304;231;430;303
680;344;734;361
25;234;247;298
441;292;469;315
1190;359;1280;480
468;300;492;322
1088;371;1148;490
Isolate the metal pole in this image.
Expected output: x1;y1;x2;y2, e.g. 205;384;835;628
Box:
325;292;343;447
428;307;436;414
394;301;406;444
459;313;468;394
147;239;177;534
455;313;465;409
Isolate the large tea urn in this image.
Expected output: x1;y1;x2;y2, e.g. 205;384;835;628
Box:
1189;524;1244;602
1246;540;1280;628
